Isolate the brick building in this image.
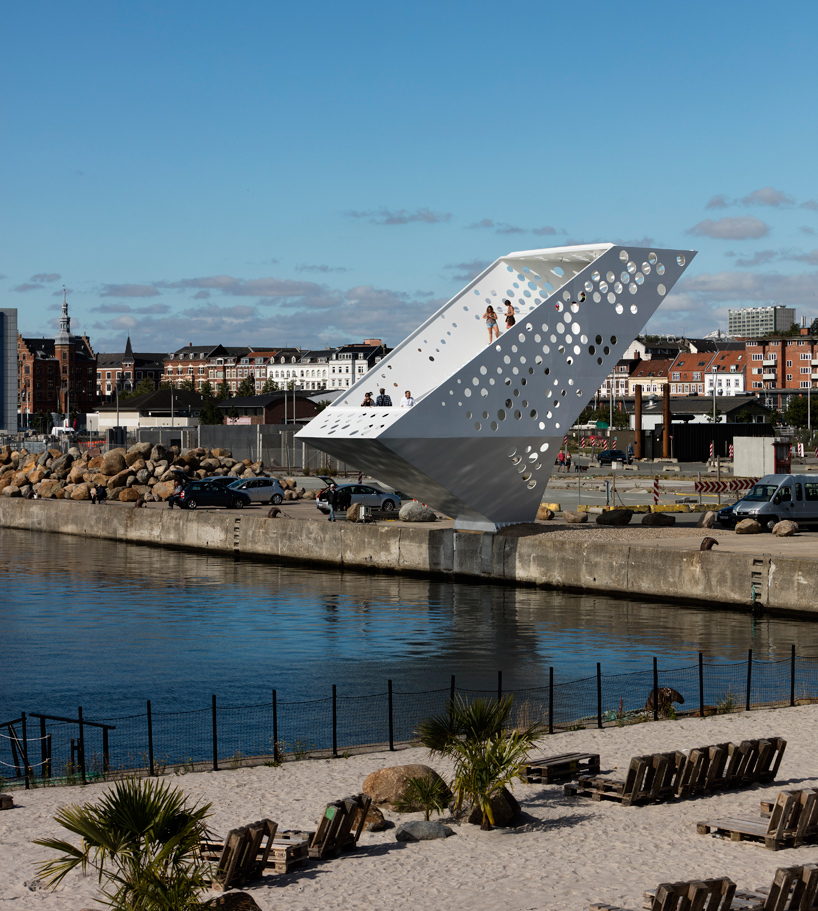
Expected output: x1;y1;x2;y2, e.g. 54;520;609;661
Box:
96;337;165;399
18;296;97;419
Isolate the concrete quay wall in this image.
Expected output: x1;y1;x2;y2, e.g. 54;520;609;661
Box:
1;498;816;615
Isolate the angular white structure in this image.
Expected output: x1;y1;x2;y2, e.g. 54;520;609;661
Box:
297;244;695;531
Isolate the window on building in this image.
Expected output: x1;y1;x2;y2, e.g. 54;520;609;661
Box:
787;374;793;381
802;353;811;360
787;360;793;367
802;367;811;374
801;381;812;388
671;372;680;380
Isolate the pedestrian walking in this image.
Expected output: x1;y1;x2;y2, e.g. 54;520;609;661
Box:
375;388;392;406
504;299;515;329
483;305;500;343
361;391;374;407
326;483;339;522
401;390;415;407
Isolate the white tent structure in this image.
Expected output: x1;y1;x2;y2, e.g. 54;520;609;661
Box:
297;243;695;530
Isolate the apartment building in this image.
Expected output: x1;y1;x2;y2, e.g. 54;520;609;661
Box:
627;358;675;397
745;337;818;392
668;349;746;396
728;305;796;338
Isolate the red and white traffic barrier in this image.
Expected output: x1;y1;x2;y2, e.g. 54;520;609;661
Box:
729;444;734;458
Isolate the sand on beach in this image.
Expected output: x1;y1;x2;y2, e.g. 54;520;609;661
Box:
2;705;817;911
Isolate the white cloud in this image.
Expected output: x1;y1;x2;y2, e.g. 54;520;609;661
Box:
687;216;770;240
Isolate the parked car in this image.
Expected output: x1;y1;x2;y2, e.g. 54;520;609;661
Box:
199;476;242;489
597;449;632;466
316;483;399;514
176;480;252;510
716;503;737;529
733;474;818;531
228;477;286;504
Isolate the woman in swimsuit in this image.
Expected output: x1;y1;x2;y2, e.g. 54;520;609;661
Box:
483;305;499;343
504;299;515;329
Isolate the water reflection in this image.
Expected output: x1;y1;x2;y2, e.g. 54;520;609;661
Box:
0;529;816;718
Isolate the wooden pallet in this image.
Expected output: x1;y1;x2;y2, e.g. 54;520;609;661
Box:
566;751;686;806
204;818;278;891
524;751;600;784
698;790;818;852
592;876;735;911
644;865;818;911
266;833;310;874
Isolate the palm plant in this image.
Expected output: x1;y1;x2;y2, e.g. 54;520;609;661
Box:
415;695;543;831
394;773;451;821
416;694;515;755
448;729;535;830
34;777;211;911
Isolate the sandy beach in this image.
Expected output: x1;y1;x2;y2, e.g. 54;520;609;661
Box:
3;704;817;911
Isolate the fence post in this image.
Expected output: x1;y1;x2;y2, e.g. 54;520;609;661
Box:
746;649;753;713
40;716;49;779
450;674;455;706
147;700;155;777
211;695;218;771
596;663;602;729
272;690;279;763
78;705;87;785
102;727;110;774
791;644;796;707
652;657;659;722
548;666;554;735
698;652;704;719
21;712;29;790
332;685;338;758
388;680;394;751
497;670;502;701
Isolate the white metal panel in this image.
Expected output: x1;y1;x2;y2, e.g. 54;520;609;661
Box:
298;244;695;530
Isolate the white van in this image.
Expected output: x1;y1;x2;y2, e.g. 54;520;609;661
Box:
733;474;818;531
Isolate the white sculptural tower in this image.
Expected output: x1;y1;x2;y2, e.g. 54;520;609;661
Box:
297;243;695;530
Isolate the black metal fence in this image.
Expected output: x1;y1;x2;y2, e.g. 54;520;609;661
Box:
4;649;817;789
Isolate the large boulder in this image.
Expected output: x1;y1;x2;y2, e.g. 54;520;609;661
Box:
37;479;62;498
399;501;436;522
107;468;135;489
696;510;717;529
27;467;49;485
70;483;91;500
464;787;522;828
641;512;676;527
211;448;232;459
564;511;588;524
118;488;142;502
536;504;555;521
363;764;447;808
152;480;176;501
735;519;762;534
596;508;633;526
49;452;74;473
202;893;264;911
395;821;453;842
346;502;363;522
150;443;172;463
354;803;389;832
773;520;799;537
2;484;21;497
101;451;127;476
127;441;153;458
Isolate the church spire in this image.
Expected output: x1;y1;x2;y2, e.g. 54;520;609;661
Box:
55;286;75;346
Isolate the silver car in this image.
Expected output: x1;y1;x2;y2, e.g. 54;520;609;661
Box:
316;483;399;514
228;477;286;504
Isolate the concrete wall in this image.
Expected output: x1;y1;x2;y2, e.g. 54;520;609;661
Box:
1;497;817;615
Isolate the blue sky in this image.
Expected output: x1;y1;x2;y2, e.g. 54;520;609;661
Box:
3;1;818;353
